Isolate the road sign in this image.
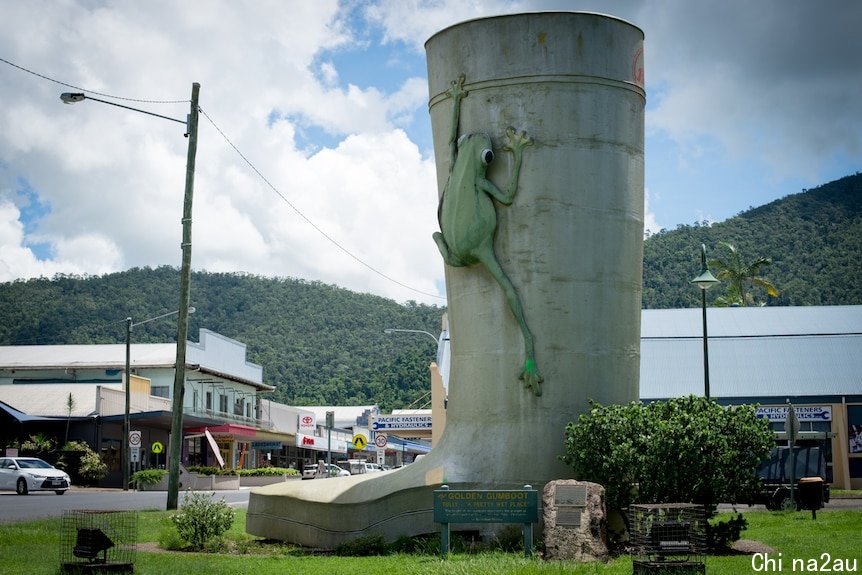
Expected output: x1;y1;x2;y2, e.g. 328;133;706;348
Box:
371;414;433;431
151;441;164;454
130;446;140;463
129;430;142;447
352;434;367;450
785;403;800;447
374;433;388;448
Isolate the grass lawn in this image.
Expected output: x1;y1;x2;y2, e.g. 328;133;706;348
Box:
0;509;858;575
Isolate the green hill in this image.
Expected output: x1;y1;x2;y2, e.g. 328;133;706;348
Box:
643;173;862;308
1;173;860;407
0;268;444;410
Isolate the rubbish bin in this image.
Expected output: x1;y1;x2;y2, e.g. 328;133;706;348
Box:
797;477;824;513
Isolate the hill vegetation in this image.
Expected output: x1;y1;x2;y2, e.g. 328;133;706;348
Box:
643;173;862;308
1;173;859;408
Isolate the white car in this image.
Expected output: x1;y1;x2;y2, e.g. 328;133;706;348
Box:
301;463;350;480
0;457;71;495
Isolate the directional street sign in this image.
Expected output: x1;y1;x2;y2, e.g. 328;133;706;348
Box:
371;415;433;431
352;434;367;450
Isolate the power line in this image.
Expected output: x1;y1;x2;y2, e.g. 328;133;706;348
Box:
199;108;445;301
0;56;188;104
1;55;445;302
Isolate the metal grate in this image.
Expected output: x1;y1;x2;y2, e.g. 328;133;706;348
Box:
59;510;136;573
629;504;706;574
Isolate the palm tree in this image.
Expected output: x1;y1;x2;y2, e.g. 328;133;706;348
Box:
64;392;75;445
709;242;779;306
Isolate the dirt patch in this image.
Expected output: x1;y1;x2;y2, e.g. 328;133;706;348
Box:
732;539;777;555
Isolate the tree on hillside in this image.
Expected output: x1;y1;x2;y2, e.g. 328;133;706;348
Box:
709;242;779;306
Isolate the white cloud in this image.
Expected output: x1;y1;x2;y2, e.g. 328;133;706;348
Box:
1;0;860;306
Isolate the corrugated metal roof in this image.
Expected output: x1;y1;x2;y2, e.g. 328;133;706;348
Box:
0;329;269;389
0;383;107;417
641;306;862;400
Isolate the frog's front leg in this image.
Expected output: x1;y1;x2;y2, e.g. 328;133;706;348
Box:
498;127;533;205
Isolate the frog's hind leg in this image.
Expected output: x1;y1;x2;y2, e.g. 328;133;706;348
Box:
473;244;544;396
433;231;467;267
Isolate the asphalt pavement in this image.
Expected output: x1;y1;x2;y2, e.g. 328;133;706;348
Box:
0;486;251;524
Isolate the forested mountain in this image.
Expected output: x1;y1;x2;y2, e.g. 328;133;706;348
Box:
1;173;859;407
0;268;444;410
643;173;862;308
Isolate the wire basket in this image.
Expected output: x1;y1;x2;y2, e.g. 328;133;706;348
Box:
59;509;136;573
629;503;706;574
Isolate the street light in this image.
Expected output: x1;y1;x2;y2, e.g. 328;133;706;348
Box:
690;244;720;399
123;308;194;491
62;84;200;510
383;328;439;345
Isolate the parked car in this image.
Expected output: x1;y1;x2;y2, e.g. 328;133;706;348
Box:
0;456;71;495
301;463;350;480
349;461;383;475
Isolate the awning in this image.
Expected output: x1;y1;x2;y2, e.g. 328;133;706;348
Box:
186;423;258;438
99;410;223;430
0;400;69;423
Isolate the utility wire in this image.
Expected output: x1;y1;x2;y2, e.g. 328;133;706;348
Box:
0;56;188;104
1;55;444;301
200;108;445;301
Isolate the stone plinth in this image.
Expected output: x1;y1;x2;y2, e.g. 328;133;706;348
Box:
543;480;608;562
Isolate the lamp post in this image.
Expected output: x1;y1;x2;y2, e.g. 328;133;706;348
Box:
62;83;200;509
123;308;194;491
690;244;720;399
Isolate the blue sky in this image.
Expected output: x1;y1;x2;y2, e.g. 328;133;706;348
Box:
1;1;860;304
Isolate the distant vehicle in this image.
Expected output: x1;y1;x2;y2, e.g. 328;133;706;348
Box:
0;457;71;495
349;461;383;475
756;443;830;510
301;463;350;480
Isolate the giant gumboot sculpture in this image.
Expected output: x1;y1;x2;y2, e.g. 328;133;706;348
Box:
246;12;644;548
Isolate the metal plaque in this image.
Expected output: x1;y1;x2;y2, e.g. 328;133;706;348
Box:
556;507;582;527
555;484;587;507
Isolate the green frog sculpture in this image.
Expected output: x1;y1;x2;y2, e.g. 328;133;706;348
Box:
432;74;543;396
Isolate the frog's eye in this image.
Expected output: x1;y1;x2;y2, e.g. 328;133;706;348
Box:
481;149;494;165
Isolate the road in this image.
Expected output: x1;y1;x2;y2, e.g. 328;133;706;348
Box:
0;487;251;524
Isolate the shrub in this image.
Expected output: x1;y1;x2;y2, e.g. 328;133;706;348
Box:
78;450;108;481
20;433;55;454
561;395;774;546
130;469;167;489
235;467;300;477
335;535;389;556
171;491;235;549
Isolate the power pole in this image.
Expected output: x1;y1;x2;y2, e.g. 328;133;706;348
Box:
167;82;200;510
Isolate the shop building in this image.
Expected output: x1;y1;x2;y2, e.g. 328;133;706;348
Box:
0;329;275;486
640;305;861;489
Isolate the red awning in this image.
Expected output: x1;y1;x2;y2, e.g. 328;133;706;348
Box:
186;423;258;438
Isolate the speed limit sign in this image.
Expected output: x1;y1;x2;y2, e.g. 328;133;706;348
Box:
374;433;388;448
129;430;142;447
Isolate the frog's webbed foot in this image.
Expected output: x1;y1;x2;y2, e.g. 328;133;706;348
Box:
447;74;468;102
504;127;533;154
519;358;544;397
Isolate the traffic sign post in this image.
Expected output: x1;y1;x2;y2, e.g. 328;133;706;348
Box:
352;434;367;450
786;402;800;508
129;430;142;447
151;441;164;469
374;433;388;448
